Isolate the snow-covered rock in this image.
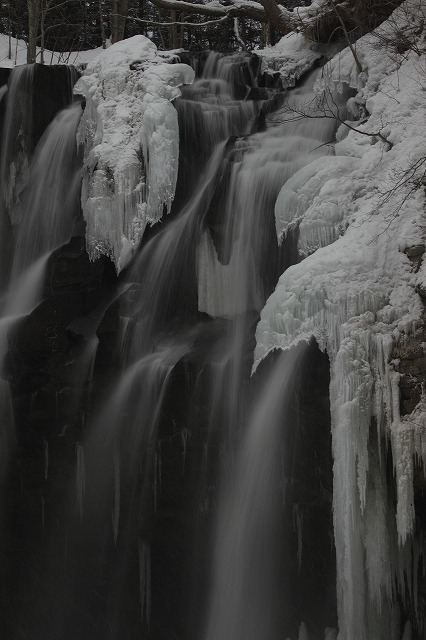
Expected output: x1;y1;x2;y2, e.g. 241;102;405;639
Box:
75;35;194;271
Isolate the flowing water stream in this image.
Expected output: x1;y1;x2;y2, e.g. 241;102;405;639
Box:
0;55;340;639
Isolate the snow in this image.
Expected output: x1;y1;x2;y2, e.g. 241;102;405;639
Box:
255;32;322;87
74;35;194;271
0;32;105;68
254;1;426;637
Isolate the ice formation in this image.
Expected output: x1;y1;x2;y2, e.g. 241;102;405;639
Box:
75;36;194;271
255;1;426;637
275;155;361;257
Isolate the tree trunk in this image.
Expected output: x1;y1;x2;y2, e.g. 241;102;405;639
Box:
40;0;46;64
110;0;134;43
261;21;270;46
170;10;179;48
100;0;107;47
27;0;41;64
7;1;11;60
110;0;118;43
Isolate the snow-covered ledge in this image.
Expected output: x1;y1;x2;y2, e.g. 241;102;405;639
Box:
75;35;194;272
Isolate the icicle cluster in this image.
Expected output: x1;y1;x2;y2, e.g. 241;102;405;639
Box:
75;36;194;272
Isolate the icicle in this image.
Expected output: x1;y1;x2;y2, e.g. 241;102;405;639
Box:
138;540;152;628
298;622;310;640
153;452;158;513
64;534;68;567
158;441;162;492
0;380;14;486
76;443;86;522
43;438;49;480
41;495;45;533
401;620;412;640
413;538;420;621
181;428;189;475
112;450;120;544
293;503;303;571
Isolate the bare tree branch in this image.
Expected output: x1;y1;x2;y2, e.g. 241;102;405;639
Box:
330;0;363;72
120;12;231;28
147;0;268;23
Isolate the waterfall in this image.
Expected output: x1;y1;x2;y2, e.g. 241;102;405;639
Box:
0;46;418;640
203;346;306;640
70;55;338;639
0;65;35;219
0;102;82;358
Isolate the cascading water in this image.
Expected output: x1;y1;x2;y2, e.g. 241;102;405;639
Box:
0;101;82;372
66;54;338;640
203;345;307;640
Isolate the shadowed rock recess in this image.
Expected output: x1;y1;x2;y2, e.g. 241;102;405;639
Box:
0;47;424;640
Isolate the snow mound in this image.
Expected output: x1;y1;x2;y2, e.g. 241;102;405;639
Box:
75;35;194;271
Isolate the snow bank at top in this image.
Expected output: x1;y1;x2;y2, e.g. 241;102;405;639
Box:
254;1;426;636
255;31;322;87
74;36;194;271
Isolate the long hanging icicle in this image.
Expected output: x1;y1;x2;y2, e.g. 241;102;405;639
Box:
138;540;152;629
76;443;86;522
112;450;120;544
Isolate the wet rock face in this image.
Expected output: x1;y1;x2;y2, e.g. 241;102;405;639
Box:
0;236;118;639
394;330;426;415
31;63;80;152
394;245;426;416
0;67;11;87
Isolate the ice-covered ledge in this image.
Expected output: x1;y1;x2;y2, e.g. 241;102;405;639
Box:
75;35;194;272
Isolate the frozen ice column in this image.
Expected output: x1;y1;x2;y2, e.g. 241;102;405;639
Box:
75;35;194;272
